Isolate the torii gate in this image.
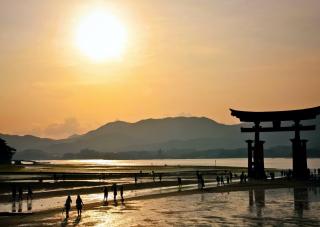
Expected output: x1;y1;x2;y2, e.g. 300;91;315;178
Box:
230;106;320;179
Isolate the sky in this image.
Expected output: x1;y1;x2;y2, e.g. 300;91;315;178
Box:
0;0;320;139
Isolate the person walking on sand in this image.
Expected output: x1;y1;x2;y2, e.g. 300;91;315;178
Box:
152;171;155;183
111;183;117;202
65;195;72;218
200;175;205;189
216;176;220;186
120;185;124;203
18;187;23;201
27;185;33;200
11;185;16;201
103;186;108;202
177;177;182;189
196;171;201;188
134;174;138;185
76;194;84;216
240;172;244;183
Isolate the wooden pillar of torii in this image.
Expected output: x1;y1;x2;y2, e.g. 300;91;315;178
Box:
230;106;320;180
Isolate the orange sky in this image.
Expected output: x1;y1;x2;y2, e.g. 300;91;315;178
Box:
0;0;319;139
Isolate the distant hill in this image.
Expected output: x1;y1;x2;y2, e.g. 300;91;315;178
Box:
0;116;319;159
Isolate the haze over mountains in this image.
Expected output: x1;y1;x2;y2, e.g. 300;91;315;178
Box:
1;117;319;159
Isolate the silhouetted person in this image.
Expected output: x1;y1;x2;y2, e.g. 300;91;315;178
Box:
159;173;162;182
177;177;182;189
18;187;23;201
216;176;220;186
65;195;72;218
103;186;108;202
27;185;33;200
134;174;138;184
229;171;233;182
53;173;57;182
196;171;201;188
221;176;224;185
120;185;124;203
11;185;16;201
226;176;230;184
270;172;275;180
76;194;84;216
152;171;155;182
111;183;117;202
200;175;205;189
244;174;247;183
240;172;244;183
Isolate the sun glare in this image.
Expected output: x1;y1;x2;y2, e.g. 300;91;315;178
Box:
75;10;127;62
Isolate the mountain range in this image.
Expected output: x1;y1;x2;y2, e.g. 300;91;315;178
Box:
1;116;319;159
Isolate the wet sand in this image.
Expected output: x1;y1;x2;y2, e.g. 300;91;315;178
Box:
1;162;319;226
1;179;320;226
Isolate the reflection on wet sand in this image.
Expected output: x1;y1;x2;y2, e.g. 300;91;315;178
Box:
27;198;33;211
10;198;32;214
1;186;320;226
248;186;314;224
248;188;265;223
294;187;309;218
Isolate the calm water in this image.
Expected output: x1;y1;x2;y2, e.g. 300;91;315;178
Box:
42;158;320;169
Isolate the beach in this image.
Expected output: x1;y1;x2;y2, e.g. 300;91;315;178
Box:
0;159;320;226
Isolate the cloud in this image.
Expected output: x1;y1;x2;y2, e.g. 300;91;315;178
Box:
44;118;80;139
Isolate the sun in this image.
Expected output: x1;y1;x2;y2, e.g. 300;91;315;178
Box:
75;10;127;62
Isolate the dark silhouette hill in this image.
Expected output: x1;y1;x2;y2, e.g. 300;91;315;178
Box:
0;116;319;159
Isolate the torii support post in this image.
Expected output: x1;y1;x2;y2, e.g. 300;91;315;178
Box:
291;139;308;179
246;140;253;178
253;140;265;179
291;120;309;179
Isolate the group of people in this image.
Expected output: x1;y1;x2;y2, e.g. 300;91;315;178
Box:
240;172;248;183
196;171;235;188
11;185;33;213
11;185;33;202
64;194;84;218
64;184;125;219
216;175;231;185
103;184;125;204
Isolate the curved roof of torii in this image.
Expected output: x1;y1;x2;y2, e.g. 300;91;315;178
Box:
230;106;320;122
